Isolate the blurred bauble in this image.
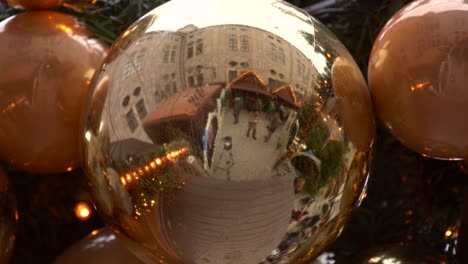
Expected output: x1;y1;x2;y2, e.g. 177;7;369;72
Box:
6;0;61;9
82;0;374;263
0;166;18;263
0;11;107;173
54;228;143;264
368;0;468;159
354;244;448;264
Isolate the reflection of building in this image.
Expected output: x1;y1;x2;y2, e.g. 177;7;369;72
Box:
102;24;319;143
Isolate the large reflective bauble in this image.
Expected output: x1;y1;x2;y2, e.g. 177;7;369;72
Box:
0;11;107;173
368;0;468;160
82;0;375;263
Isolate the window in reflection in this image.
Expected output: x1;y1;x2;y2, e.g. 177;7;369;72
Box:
279;47;285;63
270;43;277;61
187;41;194;58
163;50;169;63
187;76;195;87
228;70;238;81
240;35;249;52
133;86;141;97
197;74;204;86
170;50;176;62
135;54;143;71
122;62;132;80
126;110;138;133
228;34;237;51
122;96;130;107
196;39;203;55
136;99;147;120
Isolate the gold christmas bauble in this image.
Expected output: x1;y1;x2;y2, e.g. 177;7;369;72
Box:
0;11;107;173
82;0;375;263
54;228;143;264
368;0;468;159
6;0;61;10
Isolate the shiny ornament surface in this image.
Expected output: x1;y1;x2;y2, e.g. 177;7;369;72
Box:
6;0;61;9
82;0;374;263
354;244;448;264
368;0;468;160
0;11;107;173
54;228;143;264
0;166;18;263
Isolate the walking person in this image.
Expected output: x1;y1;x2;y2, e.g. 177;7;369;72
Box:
266;98;275;121
247;111;259;140
265;112;280;142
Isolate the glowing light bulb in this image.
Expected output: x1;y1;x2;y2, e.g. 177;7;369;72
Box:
75;202;92;221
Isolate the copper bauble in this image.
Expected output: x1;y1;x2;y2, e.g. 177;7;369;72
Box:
6;0;61;9
0;166;18;263
368;0;468;159
82;0;375;263
0;11;107;173
54;228;143;264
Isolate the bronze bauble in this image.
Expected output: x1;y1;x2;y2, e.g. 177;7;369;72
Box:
368;0;468;159
82;0;375;263
0;11;107;173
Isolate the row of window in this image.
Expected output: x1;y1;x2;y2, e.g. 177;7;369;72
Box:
122;87;142;107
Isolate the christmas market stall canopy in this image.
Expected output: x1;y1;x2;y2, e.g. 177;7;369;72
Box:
226;69;270;95
227;69;302;108
142;83;223;145
271;84;301;109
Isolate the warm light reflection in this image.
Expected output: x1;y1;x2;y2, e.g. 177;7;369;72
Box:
445;229;453;237
2;96;27;113
74;201;92;220
410;81;430;91
369;256;382;263
85;131;92;142
119;147;189;187
66;166;73;172
91;229;99;235
58;24;72;34
122;30;130;38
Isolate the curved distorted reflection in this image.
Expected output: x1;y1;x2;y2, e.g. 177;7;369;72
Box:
82;0;375;263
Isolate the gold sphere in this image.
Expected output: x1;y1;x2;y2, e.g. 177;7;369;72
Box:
0;11;108;173
82;0;375;263
368;0;468;159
